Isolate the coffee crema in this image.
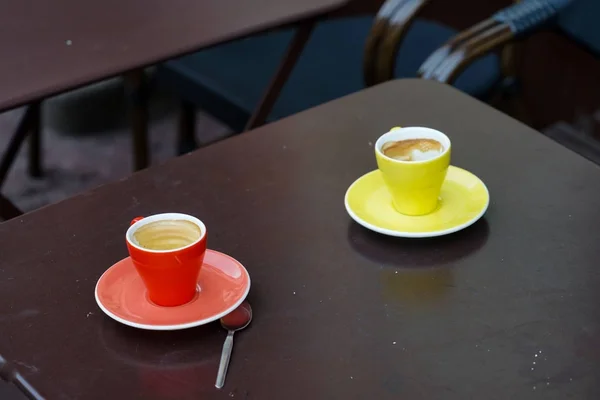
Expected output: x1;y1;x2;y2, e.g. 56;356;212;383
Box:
133;219;201;251
382;138;443;162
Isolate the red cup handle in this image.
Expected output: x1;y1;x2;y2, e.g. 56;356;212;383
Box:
131;216;144;226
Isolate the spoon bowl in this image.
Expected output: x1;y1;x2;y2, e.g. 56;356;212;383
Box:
221;301;252;331
215;301;252;388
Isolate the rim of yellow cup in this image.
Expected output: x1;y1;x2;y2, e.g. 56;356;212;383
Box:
375;126;451;163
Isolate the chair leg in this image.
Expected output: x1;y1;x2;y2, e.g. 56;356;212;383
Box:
0;193;23;221
125;69;150;171
28;102;43;178
244;20;315;131
0;106;36;190
177;99;198;155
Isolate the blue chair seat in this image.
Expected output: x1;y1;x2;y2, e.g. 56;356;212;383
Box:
157;17;501;132
559;0;600;56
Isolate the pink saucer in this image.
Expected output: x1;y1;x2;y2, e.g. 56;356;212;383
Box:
95;250;251;330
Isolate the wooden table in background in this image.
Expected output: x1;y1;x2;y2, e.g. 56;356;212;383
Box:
0;0;349;111
0;0;352;212
1;80;600;399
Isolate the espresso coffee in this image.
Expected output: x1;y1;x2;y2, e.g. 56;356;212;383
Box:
133;219;201;251
382;138;444;162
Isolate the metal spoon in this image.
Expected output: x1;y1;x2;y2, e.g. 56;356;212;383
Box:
0;355;44;400
215;301;252;389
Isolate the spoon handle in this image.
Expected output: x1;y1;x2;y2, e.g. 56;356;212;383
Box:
215;330;235;389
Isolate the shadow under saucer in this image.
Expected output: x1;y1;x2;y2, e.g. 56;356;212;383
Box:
347;217;489;269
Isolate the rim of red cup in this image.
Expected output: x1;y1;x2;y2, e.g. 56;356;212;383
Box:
126;213;207;253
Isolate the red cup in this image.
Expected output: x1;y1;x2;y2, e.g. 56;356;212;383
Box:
126;213;207;307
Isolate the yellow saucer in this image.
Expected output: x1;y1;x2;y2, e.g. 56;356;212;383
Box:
344;166;489;238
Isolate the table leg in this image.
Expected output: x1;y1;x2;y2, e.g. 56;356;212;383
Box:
125;69;150;171
244;20;315;131
0;106;36;190
28;102;43;178
177;99;198;155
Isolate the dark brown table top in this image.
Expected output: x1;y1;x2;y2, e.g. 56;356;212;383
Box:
2;79;600;399
0;0;347;112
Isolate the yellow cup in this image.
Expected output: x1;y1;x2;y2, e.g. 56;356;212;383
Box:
375;127;451;216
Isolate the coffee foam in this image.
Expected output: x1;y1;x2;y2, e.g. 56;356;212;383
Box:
382;138;443;162
133;219;201;251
